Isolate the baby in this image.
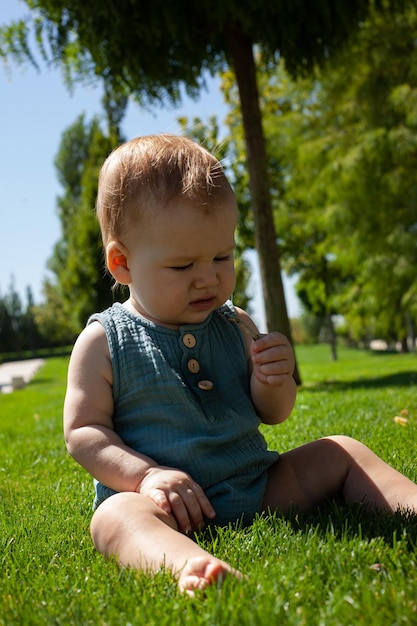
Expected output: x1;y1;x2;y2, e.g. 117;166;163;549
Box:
64;134;417;595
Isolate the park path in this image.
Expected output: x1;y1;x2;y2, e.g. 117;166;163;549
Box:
0;359;45;393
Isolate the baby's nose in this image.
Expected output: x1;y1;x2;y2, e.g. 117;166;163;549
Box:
193;265;219;288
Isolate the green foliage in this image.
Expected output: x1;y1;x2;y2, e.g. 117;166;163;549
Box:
218;5;417;348
1;349;417;624
45;111;125;335
0;283;47;353
289;5;417;344
1;0;400;348
0;0;388;95
2;0;416;350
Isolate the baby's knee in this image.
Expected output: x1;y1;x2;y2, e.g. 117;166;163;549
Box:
90;492;178;556
321;435;375;467
90;492;177;556
90;493;125;555
321;434;361;451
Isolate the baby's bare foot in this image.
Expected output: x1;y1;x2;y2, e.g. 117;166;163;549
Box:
178;556;240;596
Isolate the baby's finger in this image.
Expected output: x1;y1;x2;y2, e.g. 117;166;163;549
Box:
168;491;193;533
147;488;171;513
251;331;286;351
258;358;290;377
192;483;216;521
182;487;207;529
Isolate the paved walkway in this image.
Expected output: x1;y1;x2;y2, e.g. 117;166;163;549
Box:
0;359;45;393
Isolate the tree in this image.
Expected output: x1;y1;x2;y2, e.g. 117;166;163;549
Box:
241;2;417;355
0;285;17;353
220;61;346;358
218;5;417;354
1;0;403;379
282;4;417;349
0;281;43;353
46;93;127;334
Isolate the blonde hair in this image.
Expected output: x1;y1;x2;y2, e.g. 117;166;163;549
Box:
96;134;235;246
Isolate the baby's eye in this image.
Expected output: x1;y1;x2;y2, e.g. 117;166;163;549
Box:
171;263;193;272
215;255;232;263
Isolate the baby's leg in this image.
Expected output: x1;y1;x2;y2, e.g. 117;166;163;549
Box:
263;435;417;514
90;492;239;595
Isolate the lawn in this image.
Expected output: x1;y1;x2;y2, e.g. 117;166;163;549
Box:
1;345;416;625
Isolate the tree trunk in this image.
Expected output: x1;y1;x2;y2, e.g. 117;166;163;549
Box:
225;28;301;384
405;311;415;353
326;312;338;361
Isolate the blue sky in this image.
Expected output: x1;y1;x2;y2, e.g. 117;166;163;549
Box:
1;0;299;329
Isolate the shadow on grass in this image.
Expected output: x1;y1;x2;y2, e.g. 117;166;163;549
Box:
198;503;417;555
281;500;417;551
304;371;417;393
29;378;55;386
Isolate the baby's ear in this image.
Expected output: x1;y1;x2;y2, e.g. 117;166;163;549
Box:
106;240;131;285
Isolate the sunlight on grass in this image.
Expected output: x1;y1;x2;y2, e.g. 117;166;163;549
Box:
1;349;416;625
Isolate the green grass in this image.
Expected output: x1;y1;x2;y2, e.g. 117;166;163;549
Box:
1;347;416;625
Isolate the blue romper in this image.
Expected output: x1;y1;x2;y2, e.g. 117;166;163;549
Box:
89;301;279;526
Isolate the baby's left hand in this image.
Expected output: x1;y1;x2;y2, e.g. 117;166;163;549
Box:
251;332;295;387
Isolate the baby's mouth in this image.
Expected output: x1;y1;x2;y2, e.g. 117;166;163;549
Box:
189;296;216;311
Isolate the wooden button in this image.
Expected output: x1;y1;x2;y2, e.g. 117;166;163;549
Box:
187;359;200;374
198;380;214;391
182;333;196;348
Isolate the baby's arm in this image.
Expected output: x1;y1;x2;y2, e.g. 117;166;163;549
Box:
234;307;297;425
63;321;215;532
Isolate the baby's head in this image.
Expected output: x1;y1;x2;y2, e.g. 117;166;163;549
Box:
96;134;236;248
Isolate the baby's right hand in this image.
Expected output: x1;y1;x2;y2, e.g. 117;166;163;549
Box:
137;466;216;533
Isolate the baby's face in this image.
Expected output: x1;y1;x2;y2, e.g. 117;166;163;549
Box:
123;199;237;328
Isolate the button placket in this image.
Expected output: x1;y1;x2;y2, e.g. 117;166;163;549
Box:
180;331;214;392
